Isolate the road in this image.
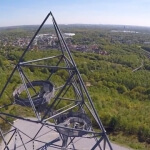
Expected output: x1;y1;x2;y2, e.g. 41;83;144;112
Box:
0;118;133;150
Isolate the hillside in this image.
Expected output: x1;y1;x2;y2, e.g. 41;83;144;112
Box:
0;25;150;149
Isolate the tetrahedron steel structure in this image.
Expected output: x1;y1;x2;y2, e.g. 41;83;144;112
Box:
0;12;113;150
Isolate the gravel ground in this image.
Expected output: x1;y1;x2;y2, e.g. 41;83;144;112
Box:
0;118;132;150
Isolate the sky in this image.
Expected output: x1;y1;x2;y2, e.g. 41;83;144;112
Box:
1;0;150;27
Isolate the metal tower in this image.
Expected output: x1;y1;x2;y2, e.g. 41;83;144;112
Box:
0;12;113;150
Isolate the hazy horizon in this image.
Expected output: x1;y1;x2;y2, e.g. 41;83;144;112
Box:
1;23;150;29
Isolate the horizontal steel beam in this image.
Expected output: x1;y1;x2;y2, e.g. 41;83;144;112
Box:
19;55;63;65
20;64;76;71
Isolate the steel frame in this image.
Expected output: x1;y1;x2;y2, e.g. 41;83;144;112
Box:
0;12;113;150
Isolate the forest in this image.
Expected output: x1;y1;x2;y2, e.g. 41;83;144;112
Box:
0;24;150;149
